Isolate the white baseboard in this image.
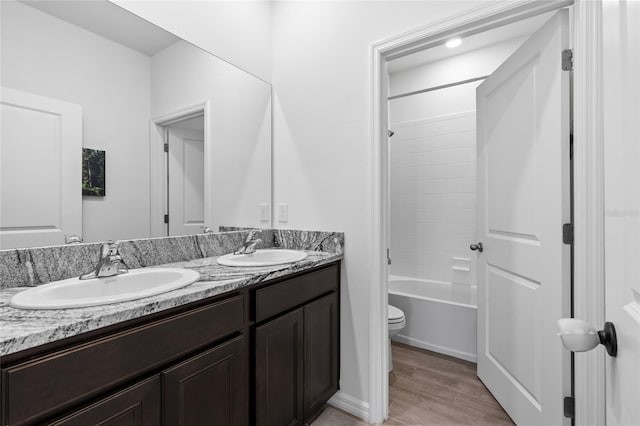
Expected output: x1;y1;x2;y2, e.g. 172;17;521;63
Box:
393;335;477;363
328;390;370;422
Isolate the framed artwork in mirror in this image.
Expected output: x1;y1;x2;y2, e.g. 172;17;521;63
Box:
82;148;106;196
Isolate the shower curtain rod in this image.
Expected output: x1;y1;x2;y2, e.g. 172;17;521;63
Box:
388;75;489;101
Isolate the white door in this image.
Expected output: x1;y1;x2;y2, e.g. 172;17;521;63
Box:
167;125;205;236
476;10;570;426
603;1;640;424
0;87;82;249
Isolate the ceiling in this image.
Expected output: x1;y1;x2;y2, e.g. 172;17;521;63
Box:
20;0;180;56
387;11;554;74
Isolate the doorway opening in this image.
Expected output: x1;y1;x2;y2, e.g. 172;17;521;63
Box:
368;2;578;425
150;102;210;238
163;114;205;236
384;11;565;425
386;11;554;361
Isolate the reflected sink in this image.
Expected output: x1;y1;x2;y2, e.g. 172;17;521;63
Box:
217;249;307;267
10;268;200;310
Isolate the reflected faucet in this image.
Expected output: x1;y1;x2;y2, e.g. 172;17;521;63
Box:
80;241;129;280
234;231;262;255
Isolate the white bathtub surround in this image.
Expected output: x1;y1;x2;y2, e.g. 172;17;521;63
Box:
388;111;478;284
388;276;477;362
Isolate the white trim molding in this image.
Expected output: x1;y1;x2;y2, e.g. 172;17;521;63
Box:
328;391;370;421
573;1;606;425
392;335;477;363
369;0;608;424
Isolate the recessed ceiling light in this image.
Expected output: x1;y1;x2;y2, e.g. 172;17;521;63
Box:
446;38;462;48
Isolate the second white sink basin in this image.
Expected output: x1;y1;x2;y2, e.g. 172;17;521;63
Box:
217;249;308;267
9;268;200;310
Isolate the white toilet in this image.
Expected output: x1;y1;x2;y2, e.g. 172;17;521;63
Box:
388;304;406;372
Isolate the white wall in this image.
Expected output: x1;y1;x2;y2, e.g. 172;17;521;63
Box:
271;0;483;409
389;37;527;97
1;1;151;243
388;40;524;286
151;41;272;230
111;0;273;82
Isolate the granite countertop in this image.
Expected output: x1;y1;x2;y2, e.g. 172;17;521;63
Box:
0;251;342;357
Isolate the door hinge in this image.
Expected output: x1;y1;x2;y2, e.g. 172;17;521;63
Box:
164;214;169;224
387;248;392;266
564;396;575;419
570;132;574;160
562;49;573;71
563;223;574;245
163;143;169;153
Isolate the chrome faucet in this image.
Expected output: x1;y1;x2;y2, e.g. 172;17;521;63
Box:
80;241;129;280
234;231;262;255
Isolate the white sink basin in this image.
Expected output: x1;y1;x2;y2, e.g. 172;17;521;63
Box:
9;268;200;310
217;249;308;267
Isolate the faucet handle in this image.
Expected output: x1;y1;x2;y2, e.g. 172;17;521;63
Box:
100;240;118;257
104;241;129;273
65;234;83;244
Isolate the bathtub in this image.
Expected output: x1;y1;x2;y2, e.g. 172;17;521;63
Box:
388;276;477;362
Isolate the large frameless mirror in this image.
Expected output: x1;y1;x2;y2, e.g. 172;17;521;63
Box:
0;0;272;249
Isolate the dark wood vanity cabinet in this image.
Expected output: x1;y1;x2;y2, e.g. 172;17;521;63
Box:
48;376;162;426
303;293;339;421
0;261;340;426
43;336;248;426
256;308;305;426
0;294;247;426
255;264;340;425
163;335;248;426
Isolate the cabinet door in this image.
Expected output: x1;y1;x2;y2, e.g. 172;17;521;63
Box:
162;335;247;426
255;308;304;426
303;292;339;422
49;376;160;426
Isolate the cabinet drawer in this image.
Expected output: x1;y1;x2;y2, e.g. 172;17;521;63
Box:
255;263;338;323
48;376;161;426
2;294;244;426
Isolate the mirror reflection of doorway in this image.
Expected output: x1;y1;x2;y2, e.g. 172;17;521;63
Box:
165;114;205;236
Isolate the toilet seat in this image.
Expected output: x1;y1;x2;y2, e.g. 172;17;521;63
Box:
387;304;406;373
388;319;406;331
388;305;405;323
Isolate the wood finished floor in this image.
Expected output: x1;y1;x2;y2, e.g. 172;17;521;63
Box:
312;342;514;426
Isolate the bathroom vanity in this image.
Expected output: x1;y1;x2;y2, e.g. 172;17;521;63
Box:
0;260;340;426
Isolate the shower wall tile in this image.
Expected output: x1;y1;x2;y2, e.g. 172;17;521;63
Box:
389;110;477;284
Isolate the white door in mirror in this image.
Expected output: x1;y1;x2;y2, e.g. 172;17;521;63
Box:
167;123;205;236
9;268;200;310
217;249;307;267
0;87;82;249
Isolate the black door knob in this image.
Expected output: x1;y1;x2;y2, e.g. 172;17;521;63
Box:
470;242;484;252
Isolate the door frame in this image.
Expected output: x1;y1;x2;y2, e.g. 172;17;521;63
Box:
149;101;210;237
368;0;604;424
